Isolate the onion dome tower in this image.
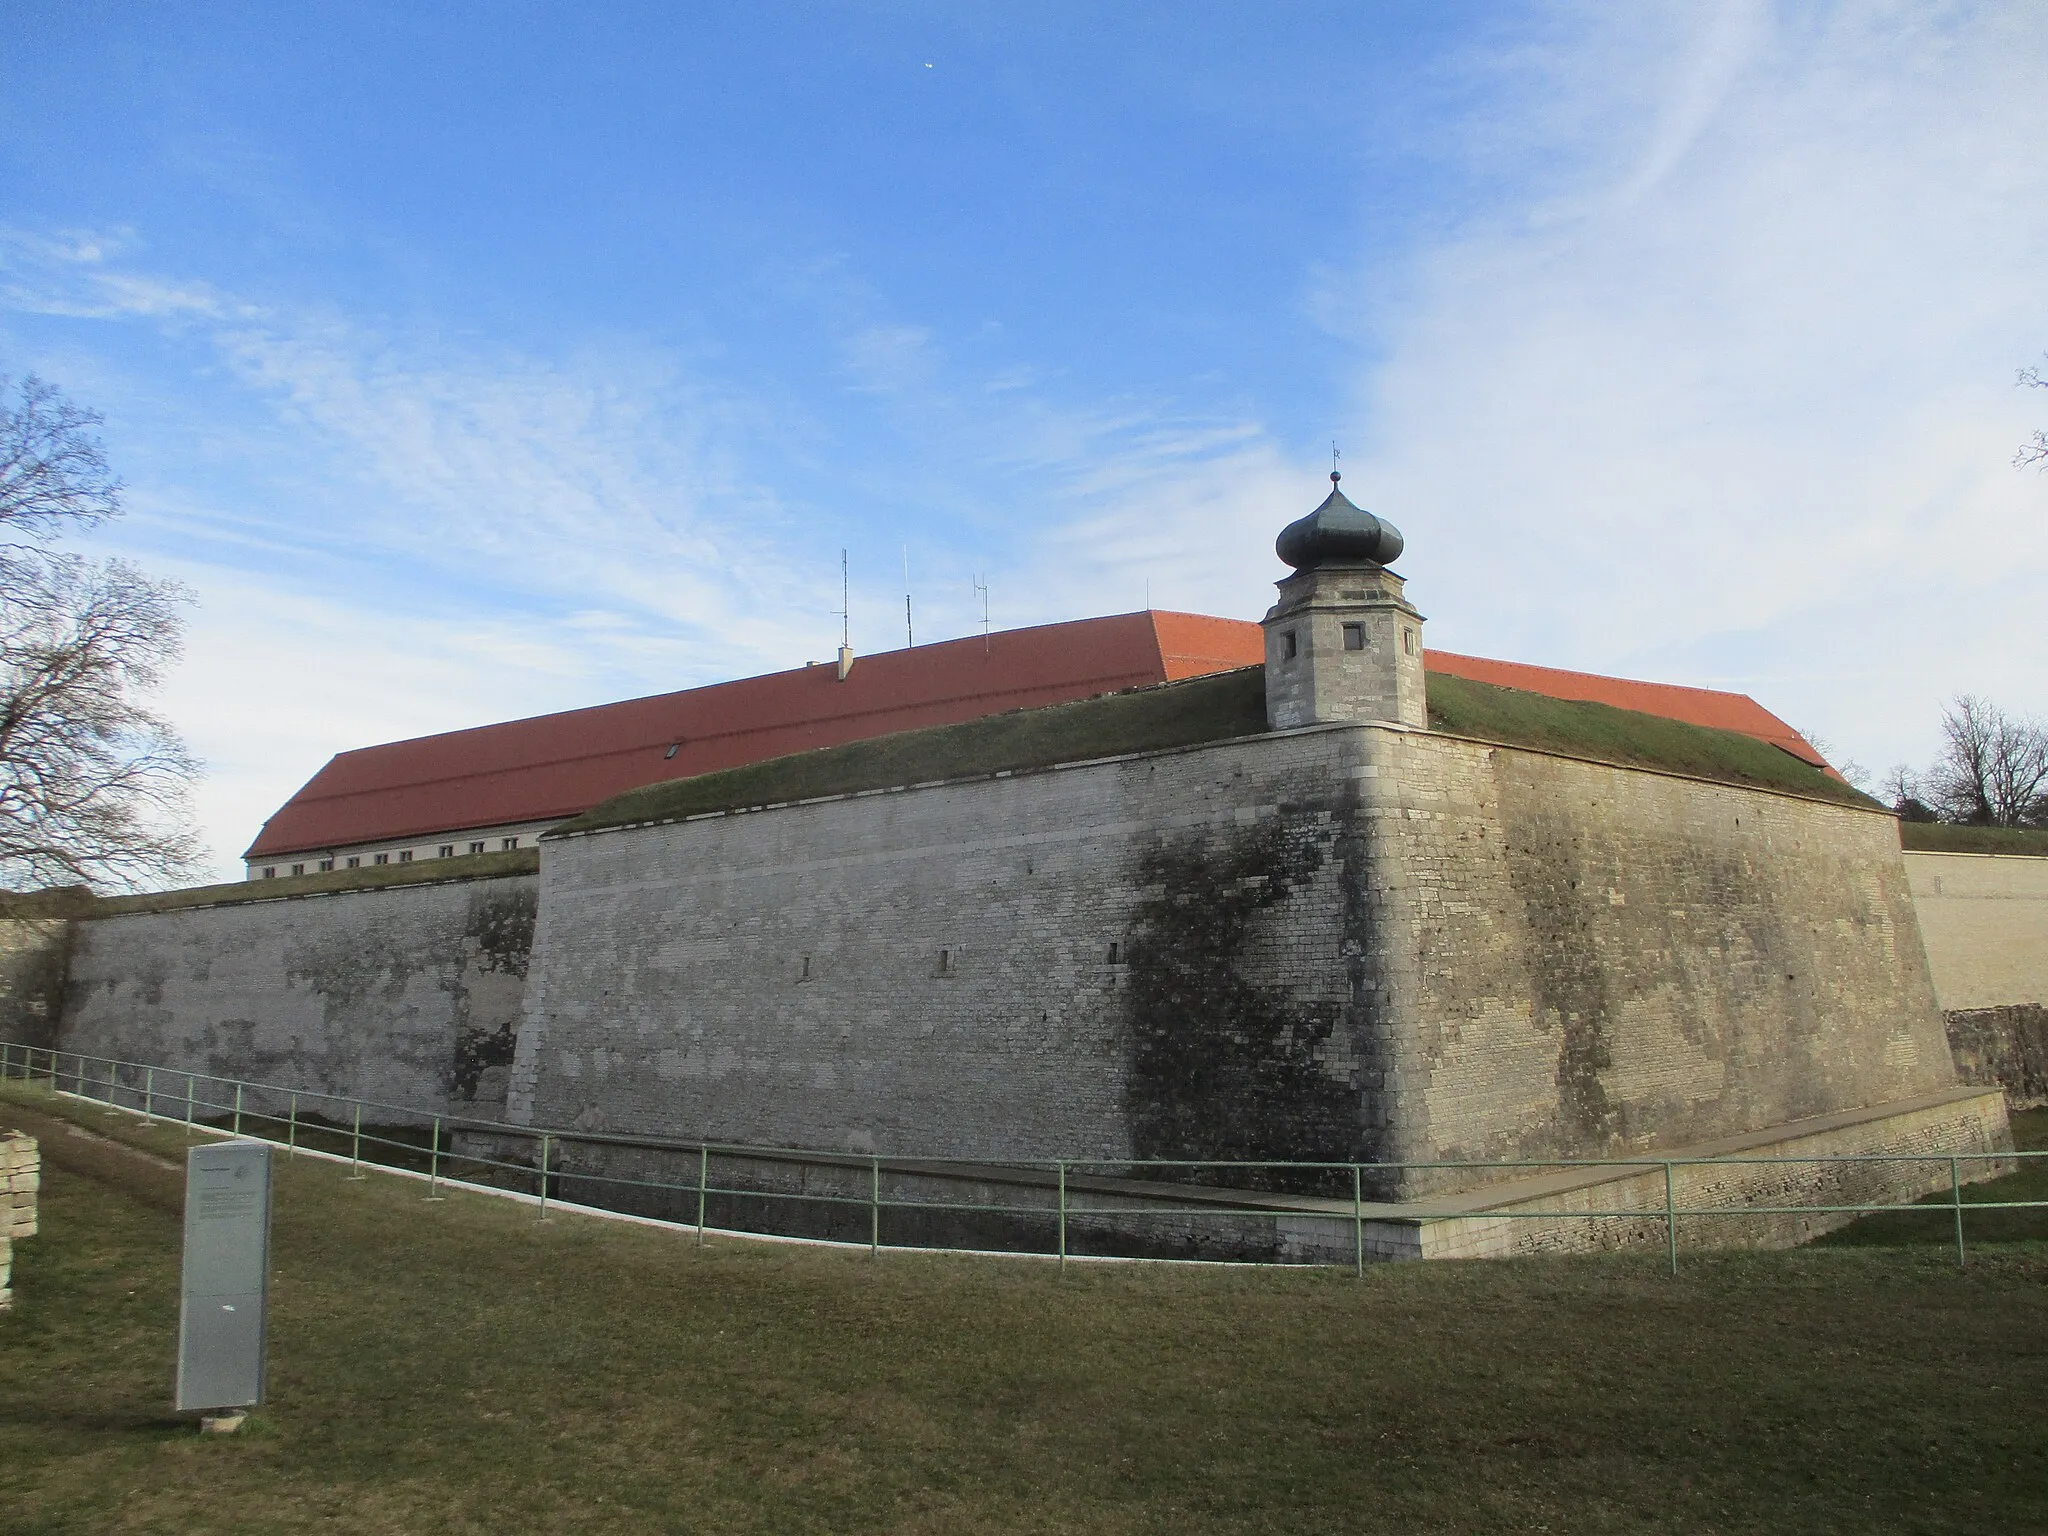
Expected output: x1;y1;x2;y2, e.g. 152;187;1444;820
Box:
1261;473;1427;731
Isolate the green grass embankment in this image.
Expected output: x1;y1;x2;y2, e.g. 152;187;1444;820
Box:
560;665;1878;839
1900;823;2048;857
2;1080;2044;1534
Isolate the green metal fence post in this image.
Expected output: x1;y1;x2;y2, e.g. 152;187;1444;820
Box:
348;1101;364;1178
1057;1161;1068;1272
426;1117;442;1199
287;1094;297;1158
696;1145;708;1248
1353;1164;1365;1279
869;1156;880;1258
143;1065;154;1123
185;1073;194;1128
1951;1155;1966;1268
233;1081;244;1137
537;1134;551;1221
1664;1162;1678;1276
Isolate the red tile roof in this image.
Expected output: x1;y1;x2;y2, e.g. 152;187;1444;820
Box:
244;611;1826;859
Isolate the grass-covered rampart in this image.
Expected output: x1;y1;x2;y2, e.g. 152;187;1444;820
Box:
1900;822;2048;857
3;1080;2043;1534
558;665;1880;837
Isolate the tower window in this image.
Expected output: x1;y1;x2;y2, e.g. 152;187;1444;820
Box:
1403;627;1416;656
1282;630;1298;660
1342;623;1365;651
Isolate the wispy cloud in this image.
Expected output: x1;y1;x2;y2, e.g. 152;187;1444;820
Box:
1336;0;2048;769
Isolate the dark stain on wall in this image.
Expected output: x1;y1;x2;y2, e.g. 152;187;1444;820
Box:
1123;812;1370;1183
447;885;537;1104
1498;810;1621;1150
0;918;77;1050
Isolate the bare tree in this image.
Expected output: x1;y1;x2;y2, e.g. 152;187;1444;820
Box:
1881;763;1939;822
0;376;124;549
2020;356;2048;472
1;375;201;891
1923;695;2048;827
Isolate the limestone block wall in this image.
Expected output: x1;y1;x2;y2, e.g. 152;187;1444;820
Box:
1;1130;37;1310
511;727;1376;1164
512;720;1967;1199
1906;851;2048;1105
57;873;536;1117
1359;728;1960;1185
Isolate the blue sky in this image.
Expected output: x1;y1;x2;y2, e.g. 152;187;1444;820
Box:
4;1;2044;881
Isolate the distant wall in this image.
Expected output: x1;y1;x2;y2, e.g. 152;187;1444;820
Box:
57;871;536;1117
1905;851;2048;1106
510;721;1966;1196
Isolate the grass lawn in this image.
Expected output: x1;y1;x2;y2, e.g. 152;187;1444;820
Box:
3;1080;2044;1535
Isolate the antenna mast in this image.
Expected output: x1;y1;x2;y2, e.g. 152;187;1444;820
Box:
839;549;850;649
833;549;855;680
903;545;914;648
973;574;990;654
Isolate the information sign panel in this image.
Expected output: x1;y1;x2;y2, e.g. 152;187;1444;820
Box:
176;1140;272;1413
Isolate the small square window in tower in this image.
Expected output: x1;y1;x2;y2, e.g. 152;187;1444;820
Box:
1342;623;1365;651
1282;630;1298;660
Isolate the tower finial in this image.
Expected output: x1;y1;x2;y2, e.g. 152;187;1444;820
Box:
1331;440;1341;483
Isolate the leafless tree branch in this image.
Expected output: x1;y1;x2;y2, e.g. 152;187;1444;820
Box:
0;374;201;891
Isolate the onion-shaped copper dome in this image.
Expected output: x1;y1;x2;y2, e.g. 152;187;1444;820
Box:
1275;473;1404;570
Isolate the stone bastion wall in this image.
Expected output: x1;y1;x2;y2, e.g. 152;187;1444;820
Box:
2;868;535;1119
508;722;1973;1200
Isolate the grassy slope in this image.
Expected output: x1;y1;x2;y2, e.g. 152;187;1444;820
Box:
1901;823;2048;857
553;668;1273;836
560;667;1876;837
1424;672;1877;808
3;1082;2044;1536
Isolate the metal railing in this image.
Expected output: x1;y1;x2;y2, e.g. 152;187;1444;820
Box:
2;1041;2038;1273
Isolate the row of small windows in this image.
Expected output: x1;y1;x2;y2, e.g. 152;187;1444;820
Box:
260;836;521;880
1278;623;1418;660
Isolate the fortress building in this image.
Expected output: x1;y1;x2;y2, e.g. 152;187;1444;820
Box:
5;475;2031;1261
241;486;1828;880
